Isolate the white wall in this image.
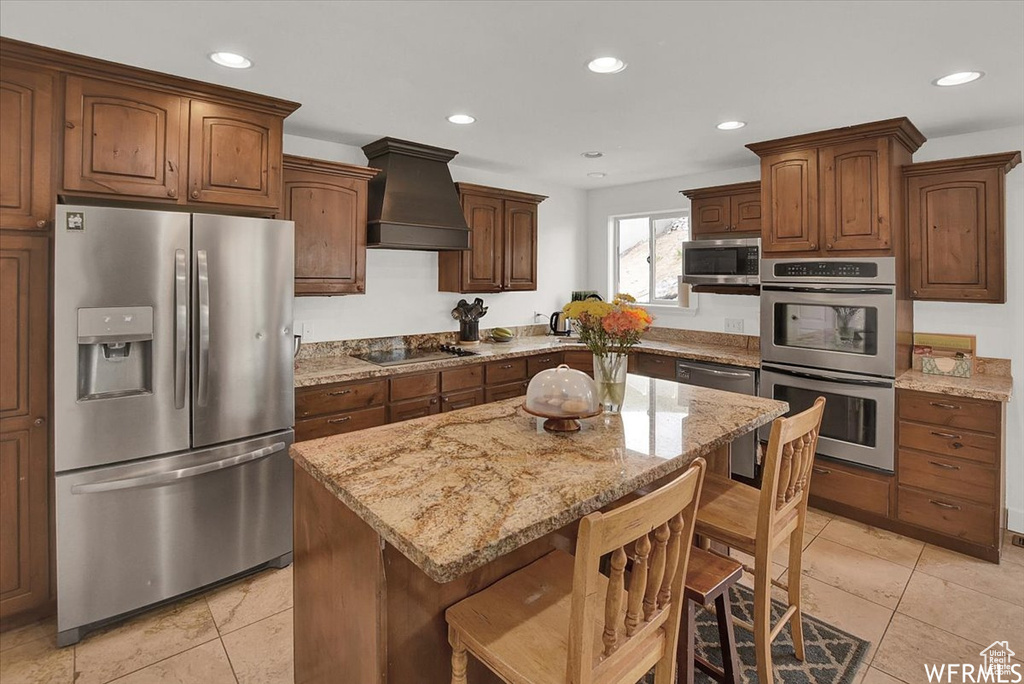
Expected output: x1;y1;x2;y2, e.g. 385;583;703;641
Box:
585;124;1024;532
585;165;763;336
285;134;588;341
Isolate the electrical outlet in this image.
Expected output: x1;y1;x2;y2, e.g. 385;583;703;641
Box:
724;318;744;334
300;321;315;341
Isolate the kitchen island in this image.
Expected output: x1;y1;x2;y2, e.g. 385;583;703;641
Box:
290;374;788;684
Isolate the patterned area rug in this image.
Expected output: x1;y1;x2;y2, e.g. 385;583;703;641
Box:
641;583;869;683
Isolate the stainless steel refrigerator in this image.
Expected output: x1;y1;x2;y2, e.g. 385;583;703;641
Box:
53;205;295;646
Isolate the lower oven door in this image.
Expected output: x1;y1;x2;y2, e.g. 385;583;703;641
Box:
759;363;894;472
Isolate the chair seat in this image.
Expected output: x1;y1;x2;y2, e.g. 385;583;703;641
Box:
446;549;665;684
685;547;743;604
694;474;762;552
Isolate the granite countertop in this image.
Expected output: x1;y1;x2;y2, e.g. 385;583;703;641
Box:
895;369;1013;403
290;375;788;583
294;335;761;388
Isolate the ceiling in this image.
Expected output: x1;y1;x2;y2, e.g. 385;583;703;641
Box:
2;0;1021;189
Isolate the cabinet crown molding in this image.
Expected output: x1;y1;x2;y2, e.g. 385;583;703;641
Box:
455;182;547;204
0;37;300;117
746;117;926;156
283;154;380;180
902;151;1022;177
680;180;759;200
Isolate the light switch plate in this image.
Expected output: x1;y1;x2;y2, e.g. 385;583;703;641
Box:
724;318;744;334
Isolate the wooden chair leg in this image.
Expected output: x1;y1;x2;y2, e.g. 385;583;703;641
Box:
676;599;697;684
449;625;468;684
787;526;805;661
753;562;774;684
716;591;742;684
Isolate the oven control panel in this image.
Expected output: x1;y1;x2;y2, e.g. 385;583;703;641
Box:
773;261;879;279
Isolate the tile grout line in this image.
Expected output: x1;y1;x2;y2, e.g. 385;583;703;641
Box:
95;634;223;684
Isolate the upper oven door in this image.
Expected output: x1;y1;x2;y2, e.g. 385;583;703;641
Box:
760;282;896;377
760;362;894;472
680;237;760;285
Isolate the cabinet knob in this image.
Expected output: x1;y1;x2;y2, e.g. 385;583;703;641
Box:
65;121;74;129
430;398;438;405
33;417;45;427
36;219;47;229
191;190;200;199
826;243;833;249
912;289;919;296
810;243;817;250
167;188;177;198
356;284;364;292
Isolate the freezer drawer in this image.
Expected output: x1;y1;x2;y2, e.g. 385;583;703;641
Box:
56;431;293;642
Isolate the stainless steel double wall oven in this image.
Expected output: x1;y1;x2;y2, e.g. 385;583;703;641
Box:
760;258;897;472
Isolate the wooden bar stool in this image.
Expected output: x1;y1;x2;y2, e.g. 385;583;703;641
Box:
694;398;826;684
679;547;743;684
445;458;706;684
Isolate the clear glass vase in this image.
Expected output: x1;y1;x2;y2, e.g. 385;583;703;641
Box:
593;352;628;414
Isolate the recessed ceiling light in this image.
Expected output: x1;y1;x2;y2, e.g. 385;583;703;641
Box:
209;52;252;69
587;57;626;74
588;172;607;178
447;114;476;125
581;151;604;158
933;71;984;87
716;120;746;130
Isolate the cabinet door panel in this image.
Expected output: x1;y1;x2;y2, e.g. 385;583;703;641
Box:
187;100;282;209
64;76;182;200
821;139;890;252
729;191;761;234
762;150;819;253
286;171;366;295
691;196;730;236
0;63;53;230
460;194;503;292
503;200;537;290
908;168;1002;302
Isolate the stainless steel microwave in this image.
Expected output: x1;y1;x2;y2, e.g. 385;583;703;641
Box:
680;237;760;285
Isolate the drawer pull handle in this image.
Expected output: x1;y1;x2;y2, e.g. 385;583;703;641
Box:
328;416;352;424
812;467;831;475
328;389;353;396
538;358;551;363
929;461;961;471
929;499;962;511
930;430;961;439
430;398;438;405
929;401;961;410
500;364;514;369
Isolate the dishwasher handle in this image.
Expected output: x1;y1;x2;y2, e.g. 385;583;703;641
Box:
676;361;753;380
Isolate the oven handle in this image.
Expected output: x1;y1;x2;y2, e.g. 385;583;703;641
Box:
762;364;893;388
762;285;894;295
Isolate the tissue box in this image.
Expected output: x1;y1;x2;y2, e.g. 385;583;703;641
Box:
921;353;973;378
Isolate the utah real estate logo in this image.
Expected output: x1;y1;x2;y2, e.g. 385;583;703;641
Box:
925;641;1021;683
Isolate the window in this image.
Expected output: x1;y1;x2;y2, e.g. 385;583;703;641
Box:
614;212;690;305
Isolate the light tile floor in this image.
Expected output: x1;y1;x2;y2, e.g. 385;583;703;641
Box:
1;509;1022;684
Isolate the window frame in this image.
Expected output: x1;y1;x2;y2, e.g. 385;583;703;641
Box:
611;209;696;310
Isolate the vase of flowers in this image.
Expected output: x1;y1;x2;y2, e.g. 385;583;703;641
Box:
561;294;653;413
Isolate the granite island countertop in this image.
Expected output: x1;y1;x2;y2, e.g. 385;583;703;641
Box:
294;334;761;388
290;374;788;583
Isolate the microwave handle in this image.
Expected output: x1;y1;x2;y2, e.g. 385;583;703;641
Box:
762;364;892;389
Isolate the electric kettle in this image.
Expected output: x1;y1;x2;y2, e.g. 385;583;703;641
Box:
549;311;572;336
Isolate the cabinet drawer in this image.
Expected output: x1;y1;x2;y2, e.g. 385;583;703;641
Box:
897;486;996;546
390;372;440;402
636;353;677;381
898;449;998;506
562;350;593;375
898;420;997;465
485;358;528;385
296;380;386;419
527;352;564;377
295;406;386;441
809;461;890;516
441;388;485;412
388;396;441;423
484;380;529;403
441;365;483;393
898;391;1000;434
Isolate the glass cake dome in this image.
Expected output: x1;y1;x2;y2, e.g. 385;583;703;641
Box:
524;364;601;432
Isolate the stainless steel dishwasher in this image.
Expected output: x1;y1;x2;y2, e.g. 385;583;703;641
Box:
676;360;759;479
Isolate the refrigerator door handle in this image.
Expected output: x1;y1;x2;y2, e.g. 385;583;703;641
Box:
197;249;210;407
174;249;188;409
69;441;287;494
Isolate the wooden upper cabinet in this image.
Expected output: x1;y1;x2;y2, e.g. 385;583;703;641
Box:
439;183;546;293
760;149;820;253
0;62;53;230
63;75;183;201
748;118;926;256
904;152;1021;303
282;155;378;296
820;138;891;252
187;100;282;209
681;181;760;238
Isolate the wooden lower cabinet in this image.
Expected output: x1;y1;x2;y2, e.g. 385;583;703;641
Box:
561;351;593;376
441;389;484;412
808;457;893;518
295;380;386;420
526;352;562;377
389;397;440;423
635;353;677;381
484;381;529;403
296;407;387;441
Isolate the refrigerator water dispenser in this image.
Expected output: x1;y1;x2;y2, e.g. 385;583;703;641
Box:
77;306;154;400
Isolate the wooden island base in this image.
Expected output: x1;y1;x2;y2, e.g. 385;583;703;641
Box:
292;446;731;684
